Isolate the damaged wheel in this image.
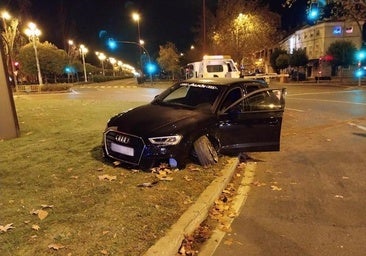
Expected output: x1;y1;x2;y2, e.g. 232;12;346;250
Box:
193;135;218;167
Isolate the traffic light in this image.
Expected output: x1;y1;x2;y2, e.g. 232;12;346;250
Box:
107;38;118;50
308;2;320;21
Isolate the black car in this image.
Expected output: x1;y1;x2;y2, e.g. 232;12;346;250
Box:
103;78;286;170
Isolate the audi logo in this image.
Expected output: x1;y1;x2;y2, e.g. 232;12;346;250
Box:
115;134;130;144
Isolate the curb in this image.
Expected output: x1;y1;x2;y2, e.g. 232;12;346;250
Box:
143;157;240;256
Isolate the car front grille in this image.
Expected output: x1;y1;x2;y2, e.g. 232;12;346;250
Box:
104;130;145;165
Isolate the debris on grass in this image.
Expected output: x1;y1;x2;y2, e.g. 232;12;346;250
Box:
48;243;65;250
98;174;117;181
137;181;159;188
0;223;14;233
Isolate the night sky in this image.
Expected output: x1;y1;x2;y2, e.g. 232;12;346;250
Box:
2;0;308;66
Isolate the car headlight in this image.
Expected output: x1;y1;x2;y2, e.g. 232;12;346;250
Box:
148;135;183;145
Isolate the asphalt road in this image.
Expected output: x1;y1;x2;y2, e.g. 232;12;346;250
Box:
211;82;366;256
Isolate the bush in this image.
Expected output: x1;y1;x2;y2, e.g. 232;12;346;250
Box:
41;84;71;92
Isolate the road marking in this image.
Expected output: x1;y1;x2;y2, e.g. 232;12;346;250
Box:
285;107;305;112
289;89;365;96
287;97;366;106
70;89;80;94
348;122;366;131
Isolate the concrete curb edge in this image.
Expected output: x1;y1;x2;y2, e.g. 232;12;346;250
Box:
143;157;240;256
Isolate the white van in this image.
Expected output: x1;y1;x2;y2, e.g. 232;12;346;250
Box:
186;55;240;79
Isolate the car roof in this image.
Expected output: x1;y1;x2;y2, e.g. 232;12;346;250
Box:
183;77;267;86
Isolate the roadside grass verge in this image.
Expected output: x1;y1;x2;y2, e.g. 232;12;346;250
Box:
0;94;225;255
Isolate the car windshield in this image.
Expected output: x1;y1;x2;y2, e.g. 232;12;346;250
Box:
154;82;222;109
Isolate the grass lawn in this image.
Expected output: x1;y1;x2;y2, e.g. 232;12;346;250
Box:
0;92;225;255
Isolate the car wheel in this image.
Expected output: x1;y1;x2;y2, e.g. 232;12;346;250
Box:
193;135;218;167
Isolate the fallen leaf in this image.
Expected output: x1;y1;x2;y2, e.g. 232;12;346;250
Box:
252;181;266;187
0;223;14;233
270;185;282;191
38;209;48;220
32;224;40;231
48;243;65;250
41;204;54;209
113;161;121;166
184;176;192;181
224;238;234;246
98;174;117;181
156;174;173;181
137;181;159;187
101;249;109;255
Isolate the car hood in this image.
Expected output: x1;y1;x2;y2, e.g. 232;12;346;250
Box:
108;103;212;136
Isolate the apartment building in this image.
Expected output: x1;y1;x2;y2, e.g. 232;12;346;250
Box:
258;20;363;78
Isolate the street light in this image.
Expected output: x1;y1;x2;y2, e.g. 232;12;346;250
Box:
79;44;88;82
24;22;43;85
95;51;106;76
132;12;141;43
109;57;116;77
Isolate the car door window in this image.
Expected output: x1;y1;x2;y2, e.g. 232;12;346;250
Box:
221;87;243;112
245;89;284;111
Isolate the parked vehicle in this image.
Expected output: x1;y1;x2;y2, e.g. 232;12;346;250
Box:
186;55;240;79
103;78;286;170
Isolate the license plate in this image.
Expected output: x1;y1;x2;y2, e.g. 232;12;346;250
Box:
111;142;134;156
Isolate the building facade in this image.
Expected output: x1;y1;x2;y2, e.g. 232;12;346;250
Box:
258;20;363;78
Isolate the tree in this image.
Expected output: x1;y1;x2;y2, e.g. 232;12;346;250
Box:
157;42;180;80
289;48;308;81
1;16;20;85
201;0;282;67
327;40;357;81
18;41;69;83
270;48;287;73
276;53;290;71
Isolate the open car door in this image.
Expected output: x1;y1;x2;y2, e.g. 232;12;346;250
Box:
216;88;286;155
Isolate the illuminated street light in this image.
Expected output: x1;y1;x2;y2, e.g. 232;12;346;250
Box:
24;22;43;85
79;44;88;82
109;57;116;76
132;12;141;43
95;51;106;75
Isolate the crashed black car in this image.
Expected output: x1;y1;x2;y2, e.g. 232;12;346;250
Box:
103;78;286;170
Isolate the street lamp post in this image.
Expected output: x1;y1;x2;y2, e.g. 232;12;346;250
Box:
95;51;106;76
79;44;88;82
24;22;43;85
67;40;74;82
109;57;116;77
132;12;141;43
